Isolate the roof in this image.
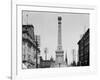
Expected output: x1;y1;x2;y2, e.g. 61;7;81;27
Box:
78;28;89;44
22;24;34;29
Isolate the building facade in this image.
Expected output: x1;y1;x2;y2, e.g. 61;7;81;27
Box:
39;56;55;68
22;25;40;69
77;29;89;66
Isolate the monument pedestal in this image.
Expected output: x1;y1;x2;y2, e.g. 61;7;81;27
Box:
55;50;64;66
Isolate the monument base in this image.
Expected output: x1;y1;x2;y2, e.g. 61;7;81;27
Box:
55;50;64;63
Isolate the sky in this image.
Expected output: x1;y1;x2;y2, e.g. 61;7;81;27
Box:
22;10;89;64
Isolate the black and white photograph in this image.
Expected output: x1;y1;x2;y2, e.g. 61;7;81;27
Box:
1;0;99;80
22;10;90;69
10;1;97;80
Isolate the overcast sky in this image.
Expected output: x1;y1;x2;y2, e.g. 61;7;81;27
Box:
22;11;89;64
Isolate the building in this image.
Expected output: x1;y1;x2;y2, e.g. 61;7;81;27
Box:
39;56;55;68
77;29;89;66
22;25;40;69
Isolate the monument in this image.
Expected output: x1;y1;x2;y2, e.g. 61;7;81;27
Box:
55;16;64;67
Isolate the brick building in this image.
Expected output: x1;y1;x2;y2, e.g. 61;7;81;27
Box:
77;29;89;66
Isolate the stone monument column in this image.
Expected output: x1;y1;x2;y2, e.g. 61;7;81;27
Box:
55;16;64;67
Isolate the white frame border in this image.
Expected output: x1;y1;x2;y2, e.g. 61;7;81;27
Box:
12;1;97;80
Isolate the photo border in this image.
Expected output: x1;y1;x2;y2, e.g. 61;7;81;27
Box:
11;2;97;80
